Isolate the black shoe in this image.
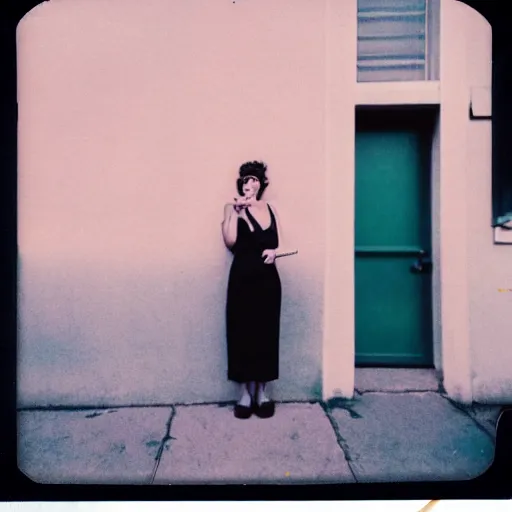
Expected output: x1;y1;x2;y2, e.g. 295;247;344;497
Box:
234;400;253;419
254;388;275;419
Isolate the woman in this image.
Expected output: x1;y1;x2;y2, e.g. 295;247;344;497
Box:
221;161;283;419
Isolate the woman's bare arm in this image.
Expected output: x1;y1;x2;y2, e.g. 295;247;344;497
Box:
222;203;240;249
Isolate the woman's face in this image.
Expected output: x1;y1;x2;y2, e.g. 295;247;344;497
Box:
241;176;261;199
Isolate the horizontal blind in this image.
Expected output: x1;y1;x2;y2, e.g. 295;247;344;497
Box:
357;0;428;82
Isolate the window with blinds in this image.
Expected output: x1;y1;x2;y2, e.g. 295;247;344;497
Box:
357;0;440;82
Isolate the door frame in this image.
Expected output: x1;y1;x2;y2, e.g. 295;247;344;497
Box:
323;0;476;404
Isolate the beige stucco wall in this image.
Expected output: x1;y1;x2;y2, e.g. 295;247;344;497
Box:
17;0;512;407
438;0;512;404
438;0;473;403
460;5;512;404
17;0;329;406
322;0;357;400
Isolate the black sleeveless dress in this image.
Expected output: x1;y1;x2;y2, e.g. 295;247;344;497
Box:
226;204;282;383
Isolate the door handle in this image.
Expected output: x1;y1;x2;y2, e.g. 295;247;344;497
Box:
410;250;433;274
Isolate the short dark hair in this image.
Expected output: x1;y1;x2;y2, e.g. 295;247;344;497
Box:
237;161;269;200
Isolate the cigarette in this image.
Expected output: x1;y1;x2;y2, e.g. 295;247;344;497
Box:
275;250;298;258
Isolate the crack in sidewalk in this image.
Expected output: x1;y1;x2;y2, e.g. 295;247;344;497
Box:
149;405;176;484
319;401;358;483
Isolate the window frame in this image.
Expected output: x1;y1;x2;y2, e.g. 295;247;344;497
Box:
356;0;440;83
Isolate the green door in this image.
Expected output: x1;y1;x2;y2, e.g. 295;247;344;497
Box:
355;112;433;367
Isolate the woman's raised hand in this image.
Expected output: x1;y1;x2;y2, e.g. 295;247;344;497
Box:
233;196;253;213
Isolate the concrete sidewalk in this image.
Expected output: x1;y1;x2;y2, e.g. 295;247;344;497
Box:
17;389;501;485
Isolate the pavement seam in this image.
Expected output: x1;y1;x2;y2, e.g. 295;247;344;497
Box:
17;404;179;412
439;395;496;442
149;405;176;485
355;389;439;394
319;402;359;483
17;399;320;412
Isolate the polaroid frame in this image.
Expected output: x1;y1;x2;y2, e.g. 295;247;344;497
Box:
2;0;512;501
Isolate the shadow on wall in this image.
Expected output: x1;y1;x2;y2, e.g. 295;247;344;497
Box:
17;248;322;407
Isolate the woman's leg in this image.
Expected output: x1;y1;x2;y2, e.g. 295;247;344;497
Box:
253;381;275;418
238;381;256;407
256;382;270;405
